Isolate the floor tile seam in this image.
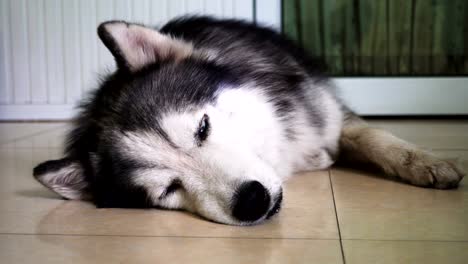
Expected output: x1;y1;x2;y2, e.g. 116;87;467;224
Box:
3;233;465;243
0;146;63;149
0;232;342;241
340;238;468;243
328;170;346;264
0;124;68;146
431;148;468;151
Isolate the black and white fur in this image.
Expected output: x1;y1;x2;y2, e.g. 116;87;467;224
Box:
34;16;464;225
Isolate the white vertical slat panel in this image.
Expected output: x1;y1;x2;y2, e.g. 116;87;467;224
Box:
234;0;254;21
63;1;82;104
149;0;169;27
27;0;47;104
79;0;99;94
204;0;223;17
0;0;254;120
44;0;65;104
255;0;281;29
10;0;31;103
0;0;13;104
114;0;133;21
168;0;187;19
96;0;115;73
132;0;151;24
222;0;234;17
186;0;204;16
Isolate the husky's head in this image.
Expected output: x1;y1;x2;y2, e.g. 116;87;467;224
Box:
33;21;284;225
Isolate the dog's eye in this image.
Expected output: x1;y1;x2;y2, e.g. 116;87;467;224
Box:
160;179;182;199
195;114;210;146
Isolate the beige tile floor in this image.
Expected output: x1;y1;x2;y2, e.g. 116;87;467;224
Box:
0;119;467;263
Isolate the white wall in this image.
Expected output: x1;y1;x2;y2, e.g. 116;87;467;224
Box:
0;0;253;120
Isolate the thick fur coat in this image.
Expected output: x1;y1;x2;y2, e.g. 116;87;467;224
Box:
33;16;464;225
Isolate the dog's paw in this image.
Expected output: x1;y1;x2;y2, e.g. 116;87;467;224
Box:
397;153;465;189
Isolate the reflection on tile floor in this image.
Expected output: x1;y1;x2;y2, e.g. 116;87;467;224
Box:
0;120;467;263
0;234;342;264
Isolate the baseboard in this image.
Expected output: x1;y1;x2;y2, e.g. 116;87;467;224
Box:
0;104;75;121
334;77;468;115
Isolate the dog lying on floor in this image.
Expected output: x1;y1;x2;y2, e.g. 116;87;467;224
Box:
33;16;464;225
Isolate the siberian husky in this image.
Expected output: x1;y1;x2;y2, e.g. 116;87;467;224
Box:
33;16;464;225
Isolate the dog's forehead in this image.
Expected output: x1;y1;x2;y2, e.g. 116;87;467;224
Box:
124;61;235;111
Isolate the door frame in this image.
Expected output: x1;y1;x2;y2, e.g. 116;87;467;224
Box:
254;0;468;115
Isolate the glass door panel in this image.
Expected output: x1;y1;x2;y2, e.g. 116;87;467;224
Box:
282;0;468;77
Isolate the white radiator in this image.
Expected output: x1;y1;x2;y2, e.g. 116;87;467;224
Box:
0;0;253;120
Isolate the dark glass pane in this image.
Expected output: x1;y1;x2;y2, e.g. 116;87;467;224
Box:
282;0;468;76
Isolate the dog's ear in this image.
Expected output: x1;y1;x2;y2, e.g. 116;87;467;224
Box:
33;158;91;200
97;21;193;72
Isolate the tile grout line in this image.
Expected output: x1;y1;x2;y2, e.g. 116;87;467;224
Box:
341;238;468;243
328;169;346;264
0;232;341;240
0;123;69;146
1;232;466;243
432;148;468;151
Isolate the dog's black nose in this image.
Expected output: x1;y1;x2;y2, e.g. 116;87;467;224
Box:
232;181;271;222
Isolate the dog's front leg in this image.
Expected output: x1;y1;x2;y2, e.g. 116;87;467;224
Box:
338;112;465;189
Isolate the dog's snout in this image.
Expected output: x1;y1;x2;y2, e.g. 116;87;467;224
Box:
232;181;271;222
